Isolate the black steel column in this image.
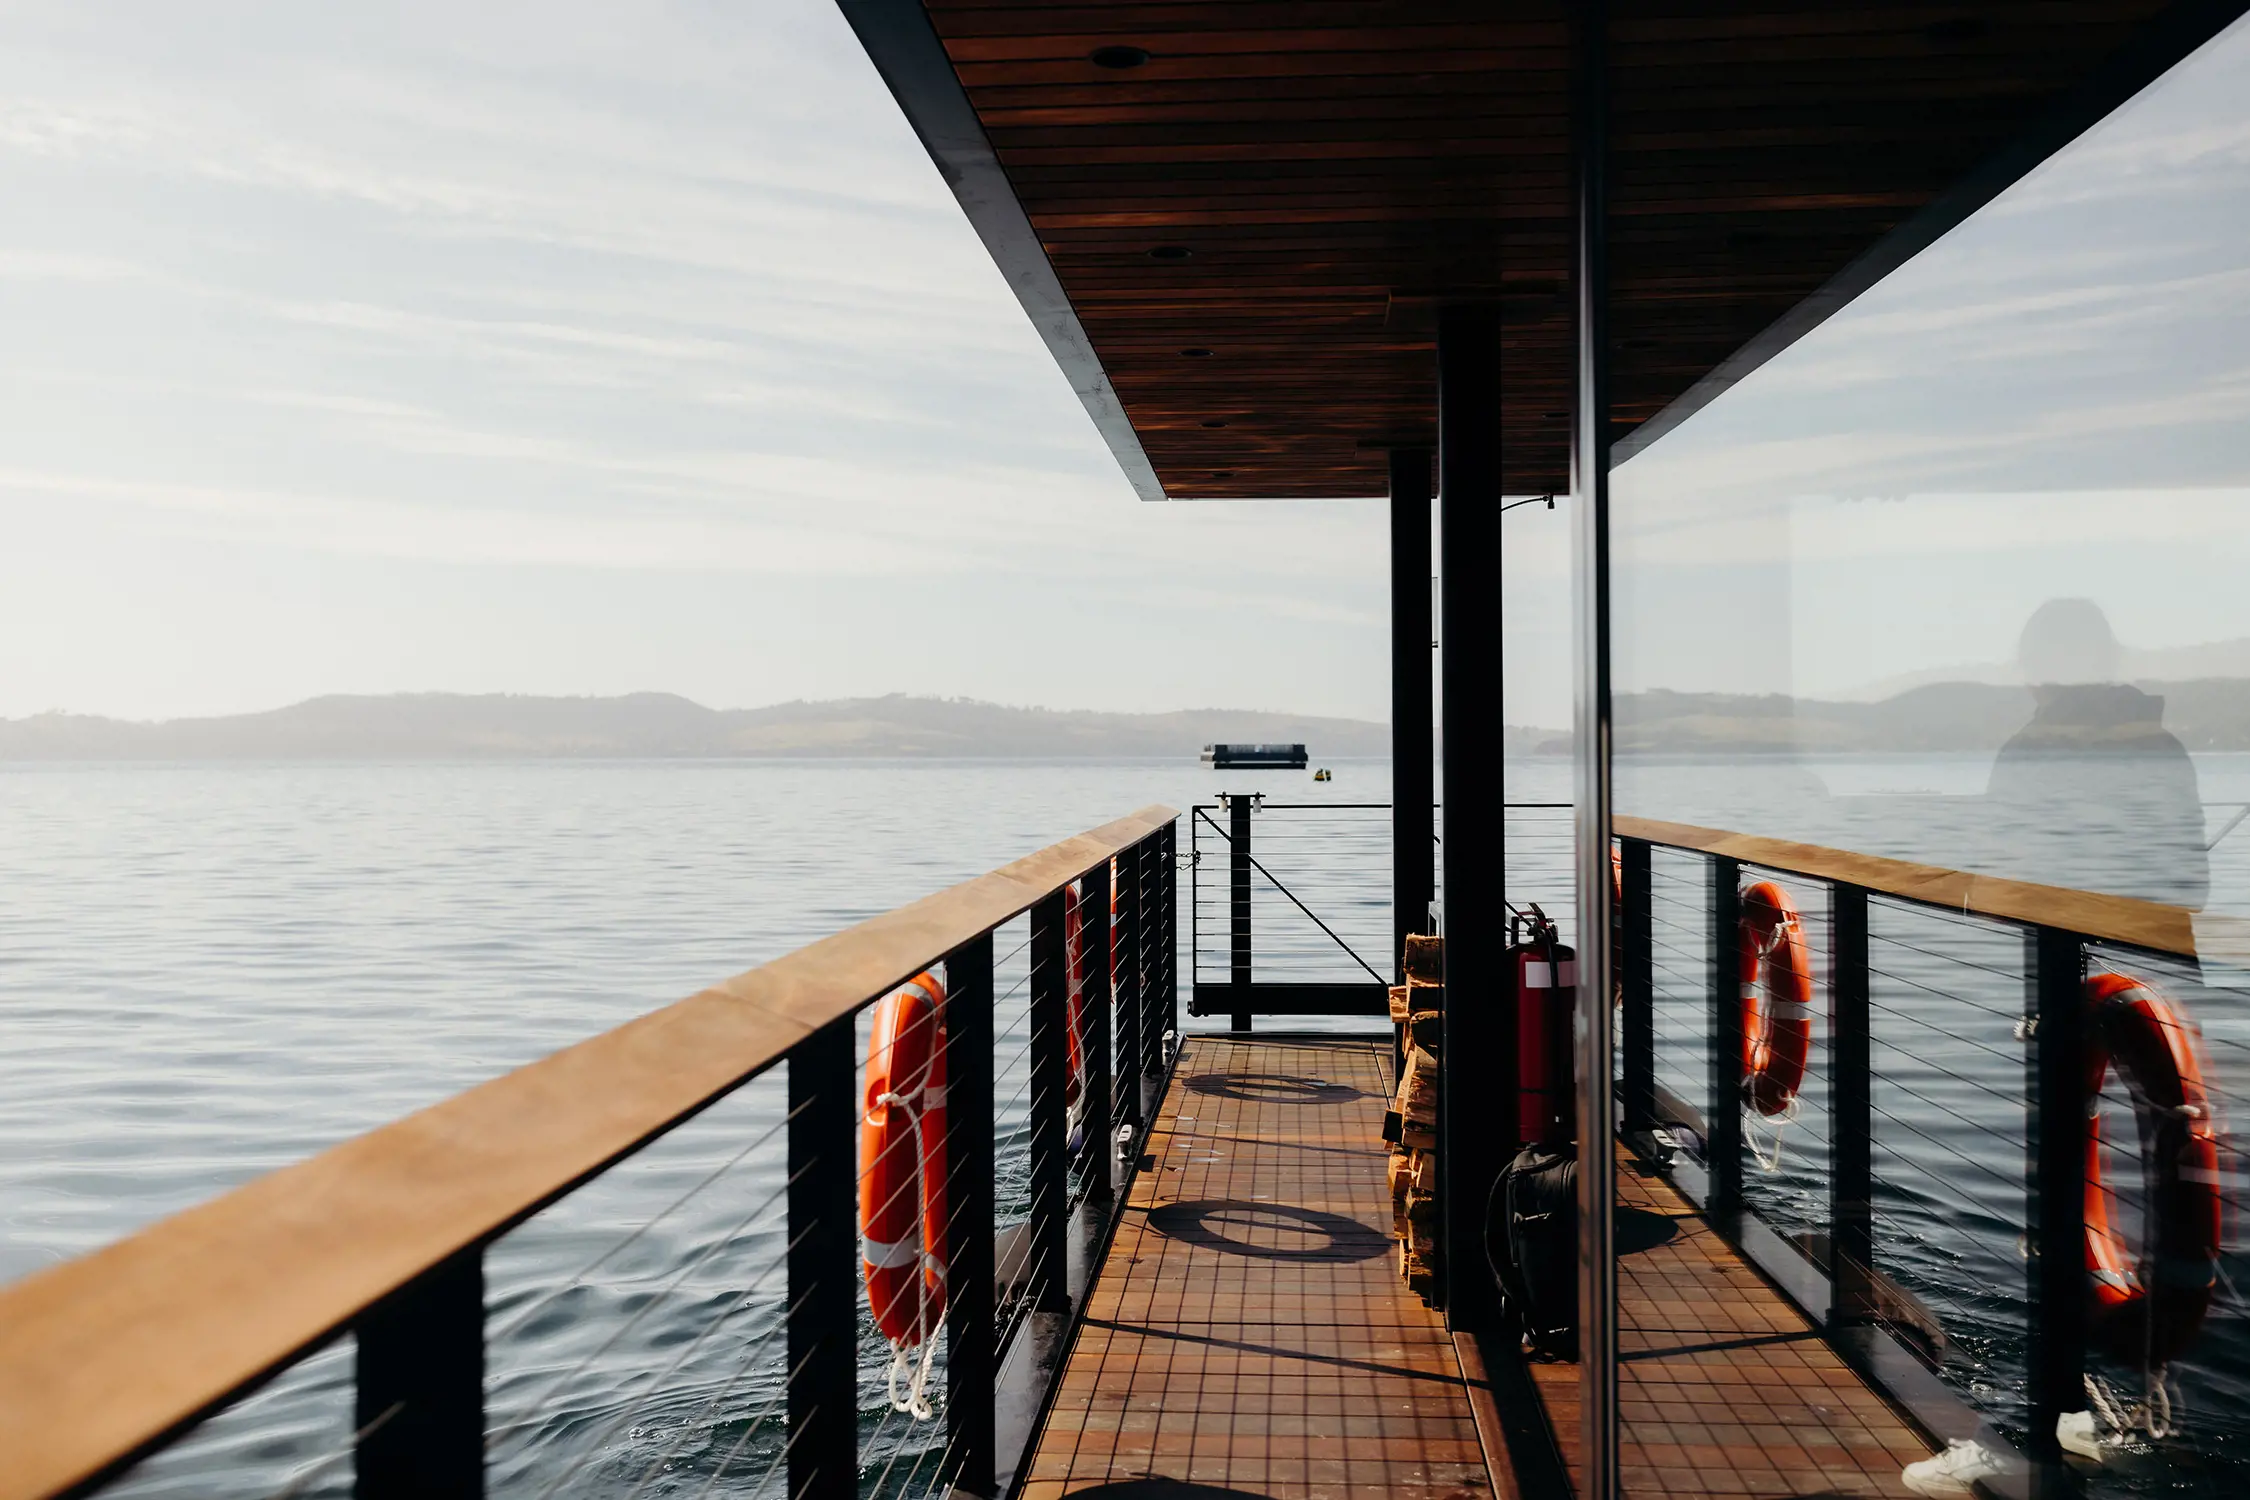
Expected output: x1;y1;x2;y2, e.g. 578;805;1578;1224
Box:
1027;893;1069;1312
1391;446;1436;985
1083;860;1115;1204
1437;301;1507;1328
1829;884;1873;1326
355;1248;482;1499
787;1018;858;1500
944;933;996;1497
1706;855;1744;1218
1228;795;1253;1034
1115;848;1143;1139
2026;925;2088;1497
1619;838;1654;1132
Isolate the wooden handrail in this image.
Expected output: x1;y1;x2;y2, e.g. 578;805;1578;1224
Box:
1615;814;2207;958
0;804;1177;1500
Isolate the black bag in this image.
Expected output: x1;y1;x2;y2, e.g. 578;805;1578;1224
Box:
1487;1143;1578;1358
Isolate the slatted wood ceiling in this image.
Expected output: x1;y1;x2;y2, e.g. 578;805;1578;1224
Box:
910;0;2194;497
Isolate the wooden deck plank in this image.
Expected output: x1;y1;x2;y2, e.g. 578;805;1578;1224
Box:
1023;1035;1495;1498
1527;1154;1933;1497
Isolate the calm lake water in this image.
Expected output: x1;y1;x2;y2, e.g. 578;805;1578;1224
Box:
4;755;2244;1496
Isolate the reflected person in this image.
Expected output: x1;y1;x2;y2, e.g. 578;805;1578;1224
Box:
1981;598;2206;909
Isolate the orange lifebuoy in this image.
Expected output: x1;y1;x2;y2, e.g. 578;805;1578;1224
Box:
860;971;947;1354
2084;971;2222;1368
1739;881;1813;1117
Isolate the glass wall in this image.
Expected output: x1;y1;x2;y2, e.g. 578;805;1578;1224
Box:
1612;14;2250;1495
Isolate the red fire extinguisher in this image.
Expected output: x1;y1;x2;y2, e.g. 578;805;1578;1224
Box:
1508;905;1576;1146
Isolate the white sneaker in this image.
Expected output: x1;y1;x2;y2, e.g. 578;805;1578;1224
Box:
2056;1410;2103;1463
1902;1438;2025;1498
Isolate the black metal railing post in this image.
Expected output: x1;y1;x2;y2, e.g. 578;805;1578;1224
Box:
1829;883;1873;1326
1027;891;1069;1313
1162;820;1179;1041
1228;794;1253;1033
1620;837;1654;1132
787;1018;858;1500
1083;859;1115;1205
1115;847;1143;1142
2025;925;2088;1497
354;1247;482;1499
943;932;996;1496
1706;855;1744;1218
1138;835;1164;1115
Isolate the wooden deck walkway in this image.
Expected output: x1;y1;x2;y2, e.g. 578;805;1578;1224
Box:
1528;1154;1934;1497
1021;1035;1493;1499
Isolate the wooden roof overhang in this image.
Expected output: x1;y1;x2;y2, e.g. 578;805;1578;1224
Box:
841;0;2246;499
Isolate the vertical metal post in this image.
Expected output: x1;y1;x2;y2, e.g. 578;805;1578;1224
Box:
355;1248;482;1499
1391;444;1436;988
1570;0;1618;1488
1701;854;1737;1223
2026;925;2088;1497
944;932;996;1496
1227;794;1253;1033
1162;820;1180;1043
1027;893;1069;1312
1829;884;1873;1326
1619;838;1654;1132
787;1018;858;1500
1706;855;1744;1218
1139;836;1165;1111
1437;301;1508;1328
1083;859;1115;1204
1115;845;1142;1138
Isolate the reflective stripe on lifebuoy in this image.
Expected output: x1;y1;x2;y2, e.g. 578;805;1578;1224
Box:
1739;881;1813;1117
860;970;948;1347
2084;970;2222;1368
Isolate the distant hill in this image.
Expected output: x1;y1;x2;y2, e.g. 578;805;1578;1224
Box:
1607;678;2250;753
0;693;1393;761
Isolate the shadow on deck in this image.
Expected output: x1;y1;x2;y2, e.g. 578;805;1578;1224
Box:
1020;1035;1494;1499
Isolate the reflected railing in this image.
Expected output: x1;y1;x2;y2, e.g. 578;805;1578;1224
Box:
1506;800;2248;1495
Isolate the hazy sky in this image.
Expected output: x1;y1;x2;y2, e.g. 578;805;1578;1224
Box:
0;2;1398;723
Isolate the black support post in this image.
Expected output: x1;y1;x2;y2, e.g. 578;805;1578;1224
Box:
1115;847;1143;1139
1028;892;1069;1313
1706;855;1744;1219
1390;445;1436;988
944;933;996;1497
355;1247;482;1500
1228;795;1253;1033
1083;859;1115;1204
1437;300;1507;1328
2026;925;2088;1498
787;1019;858;1500
1829;884;1873;1326
1620;838;1654;1132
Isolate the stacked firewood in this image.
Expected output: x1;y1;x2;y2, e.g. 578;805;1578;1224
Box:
1385;933;1444;1303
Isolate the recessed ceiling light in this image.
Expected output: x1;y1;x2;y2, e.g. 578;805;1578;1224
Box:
1090;45;1151;69
1181;347;1214;358
1148;244;1193;261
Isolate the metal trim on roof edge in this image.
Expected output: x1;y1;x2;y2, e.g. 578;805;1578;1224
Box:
838;0;1170;503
